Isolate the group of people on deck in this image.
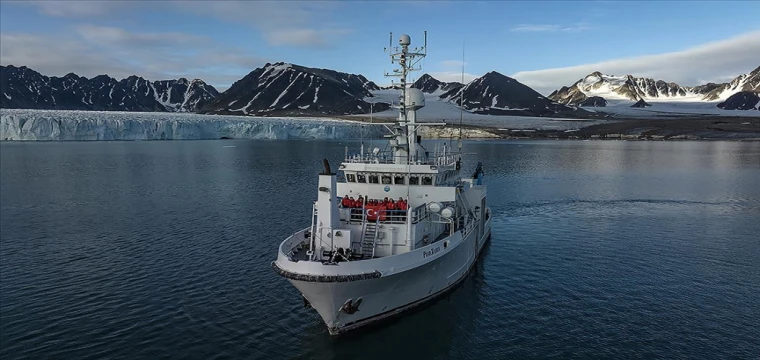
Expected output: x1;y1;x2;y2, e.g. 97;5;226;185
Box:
340;195;408;221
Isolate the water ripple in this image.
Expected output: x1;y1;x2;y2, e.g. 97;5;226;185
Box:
2;140;760;359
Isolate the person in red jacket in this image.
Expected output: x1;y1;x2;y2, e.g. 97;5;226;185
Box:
396;197;405;210
341;195;350;208
387;199;397;221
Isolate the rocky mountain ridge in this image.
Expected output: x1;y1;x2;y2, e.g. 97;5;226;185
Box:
200;62;386;116
435;71;586;117
548;66;760;110
411;74;463;94
0;65;218;112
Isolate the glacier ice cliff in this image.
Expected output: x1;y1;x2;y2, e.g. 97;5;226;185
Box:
0;109;388;141
0;109;500;141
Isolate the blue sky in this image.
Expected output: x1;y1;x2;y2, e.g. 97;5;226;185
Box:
1;1;758;94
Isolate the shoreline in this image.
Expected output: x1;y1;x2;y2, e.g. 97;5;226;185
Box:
335;113;760;141
1;108;758;141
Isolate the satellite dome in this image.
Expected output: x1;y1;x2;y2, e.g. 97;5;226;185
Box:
399;34;411;46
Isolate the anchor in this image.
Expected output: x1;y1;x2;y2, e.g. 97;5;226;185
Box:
338;297;363;314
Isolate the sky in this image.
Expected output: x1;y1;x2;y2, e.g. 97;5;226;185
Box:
1;0;758;95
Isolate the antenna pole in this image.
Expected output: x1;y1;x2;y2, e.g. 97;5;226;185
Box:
388;32;393;63
458;40;465;152
360;109;365;157
424;31;427;56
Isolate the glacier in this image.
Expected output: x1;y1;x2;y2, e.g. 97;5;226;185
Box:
0;109;388;141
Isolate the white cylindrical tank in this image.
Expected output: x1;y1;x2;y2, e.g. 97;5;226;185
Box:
399;34;411;46
428;202;442;213
440;207;455;218
405;88;425;110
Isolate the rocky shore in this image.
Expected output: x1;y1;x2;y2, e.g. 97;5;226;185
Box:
341;114;760;141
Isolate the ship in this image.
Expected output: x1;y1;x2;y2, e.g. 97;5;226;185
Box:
272;32;492;335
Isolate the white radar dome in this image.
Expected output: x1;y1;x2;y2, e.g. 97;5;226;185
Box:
405;88;425;110
440;207;455;219
399;34;411;46
428;202;442;213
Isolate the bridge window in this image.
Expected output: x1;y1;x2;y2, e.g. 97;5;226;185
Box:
357;173;366;183
422;176;433;185
369;174;379;184
394;175;405;185
381;175;392;184
409;176;419;185
346;173;356;182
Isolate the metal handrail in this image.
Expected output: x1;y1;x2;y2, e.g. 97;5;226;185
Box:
342;205;409;224
410;203;430;224
370;216;380;258
344;152;461;166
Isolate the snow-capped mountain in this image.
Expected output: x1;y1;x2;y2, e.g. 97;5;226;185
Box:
201;62;386;116
548;71;692;105
548;66;760;109
411;74;463;94
701;66;760;101
438;71;581;116
0;65;219;112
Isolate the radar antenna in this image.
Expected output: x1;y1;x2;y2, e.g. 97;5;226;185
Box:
383;31;437;165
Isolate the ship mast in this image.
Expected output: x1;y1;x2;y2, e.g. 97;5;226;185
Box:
384;32;430;165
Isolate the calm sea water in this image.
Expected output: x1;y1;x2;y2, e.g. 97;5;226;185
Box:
1;140;759;359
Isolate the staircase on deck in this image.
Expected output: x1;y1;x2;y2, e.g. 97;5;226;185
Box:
361;221;379;259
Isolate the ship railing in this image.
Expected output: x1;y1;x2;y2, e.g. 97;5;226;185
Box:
338;201;444;225
341;207;408;224
309;201;356;263
344;152;460;166
411;203;431;224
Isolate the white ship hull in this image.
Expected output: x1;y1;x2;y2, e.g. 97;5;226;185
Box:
272;31;493;336
275;217;491;335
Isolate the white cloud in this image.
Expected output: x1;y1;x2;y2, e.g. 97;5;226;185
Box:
75;25;208;48
0;27;267;88
0;33;133;78
561;24;591;32
511;30;760;95
178;1;348;48
20;0;135;17
16;0;350;49
424;60;477;84
511;24;560;32
511;23;591;32
439;60;467;69
264;28;352;48
427;71;479;84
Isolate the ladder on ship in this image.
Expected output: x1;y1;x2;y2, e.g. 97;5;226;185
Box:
361;221;379;259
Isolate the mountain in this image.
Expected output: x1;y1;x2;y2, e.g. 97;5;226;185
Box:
0;65;218;112
579;96;607;107
411;74;463;94
548;66;760;110
631;99;651;108
438;71;582;116
701;66;760;101
548;71;691;105
717;91;760;110
201;62;387;116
